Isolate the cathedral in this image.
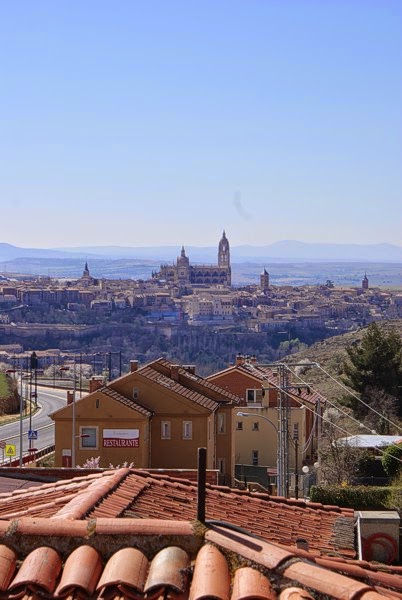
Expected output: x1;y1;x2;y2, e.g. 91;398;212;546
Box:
155;231;231;287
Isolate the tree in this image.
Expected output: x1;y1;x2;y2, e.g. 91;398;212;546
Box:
342;323;402;421
382;442;402;479
319;408;362;485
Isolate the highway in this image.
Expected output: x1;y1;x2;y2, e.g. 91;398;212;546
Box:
0;386;70;464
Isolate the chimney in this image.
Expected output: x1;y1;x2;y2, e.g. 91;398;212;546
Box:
130;360;139;373
235;354;245;367
67;391;74;405
89;376;103;393
171;364;180;381
250;355;257;364
184;365;196;375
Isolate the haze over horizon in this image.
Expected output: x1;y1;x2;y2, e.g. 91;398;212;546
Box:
1;1;401;248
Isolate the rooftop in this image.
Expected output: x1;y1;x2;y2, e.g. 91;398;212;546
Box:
0;469;401;598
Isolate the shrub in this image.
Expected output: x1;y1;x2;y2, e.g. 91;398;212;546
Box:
310;485;392;509
382;443;402;478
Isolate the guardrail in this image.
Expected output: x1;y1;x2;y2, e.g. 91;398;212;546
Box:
0;445;55;467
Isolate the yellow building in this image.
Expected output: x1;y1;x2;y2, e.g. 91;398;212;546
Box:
208;355;325;489
51;358;240;484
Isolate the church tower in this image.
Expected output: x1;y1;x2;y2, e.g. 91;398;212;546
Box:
218;231;230;268
260;267;270;291
83;261;90;278
176;246;190;284
362;272;369;290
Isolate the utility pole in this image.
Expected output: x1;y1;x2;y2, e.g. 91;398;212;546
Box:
247;361;315;499
19;357;23;466
294;435;299;500
72;358;77;468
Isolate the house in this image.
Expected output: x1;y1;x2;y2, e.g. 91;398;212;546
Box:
0;466;400;598
51;358;240;483
207;355;325;489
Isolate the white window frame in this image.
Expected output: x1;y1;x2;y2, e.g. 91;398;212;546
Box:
183;421;193;440
246;388;257;403
161;421;171;440
80;426;98;450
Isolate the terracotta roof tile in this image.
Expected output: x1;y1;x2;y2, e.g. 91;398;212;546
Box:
189;544;230;600
232;566;275;600
54;468;130;520
283;561;373;599
100;386;153;416
9;546;62;597
97;546;148;596
136;365;220;411
0;517;401;599
279;587;315;600
0;545;16;592
145;546;190;594
0;469;352;558
150;358;241;404
54;545;102;598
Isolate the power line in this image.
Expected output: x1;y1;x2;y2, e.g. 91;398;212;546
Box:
313;362;402;434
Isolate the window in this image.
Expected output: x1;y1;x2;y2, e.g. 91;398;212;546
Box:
252;422;259;431
252;450;259;466
217;458;225;474
246;389;257;403
236;421;243;431
161;421;171;440
133;387;139;400
218;413;226;434
80;427;97;449
246;388;262;405
293;423;299;441
183;421;193;440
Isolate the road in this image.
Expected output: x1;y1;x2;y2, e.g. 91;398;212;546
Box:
0;386;69;464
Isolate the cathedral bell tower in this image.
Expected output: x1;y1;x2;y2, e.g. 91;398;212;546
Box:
176;246;190;284
218;230;230;268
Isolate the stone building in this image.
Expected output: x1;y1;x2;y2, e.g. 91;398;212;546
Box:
155;231;231;287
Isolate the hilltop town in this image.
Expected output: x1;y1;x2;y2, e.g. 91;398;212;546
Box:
0;232;401;373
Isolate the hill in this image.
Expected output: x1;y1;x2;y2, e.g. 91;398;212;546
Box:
285;319;402;404
2;240;402;263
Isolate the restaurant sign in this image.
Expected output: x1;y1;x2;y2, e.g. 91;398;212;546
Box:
103;429;139;448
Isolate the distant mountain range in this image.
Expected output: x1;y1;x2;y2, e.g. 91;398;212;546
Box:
1;240;402;264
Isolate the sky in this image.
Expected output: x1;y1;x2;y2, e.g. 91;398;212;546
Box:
0;1;401;248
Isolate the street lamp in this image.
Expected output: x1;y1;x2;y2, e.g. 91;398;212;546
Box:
236;411;284;496
301;462;320;499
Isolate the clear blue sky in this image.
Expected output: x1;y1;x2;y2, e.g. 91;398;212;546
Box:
1;1;401;248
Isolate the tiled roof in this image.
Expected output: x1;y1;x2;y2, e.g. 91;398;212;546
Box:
92;471;355;558
0;468;354;558
151;358;241;404
99;386;153;416
0;470;127;520
135;364;221;411
0;517;402;599
242;364;326;406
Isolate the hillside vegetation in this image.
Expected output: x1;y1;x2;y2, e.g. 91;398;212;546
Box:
285;319;402;404
0;372;19;415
